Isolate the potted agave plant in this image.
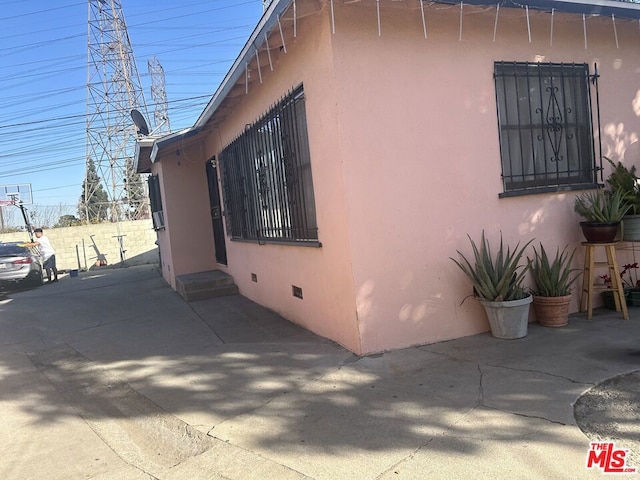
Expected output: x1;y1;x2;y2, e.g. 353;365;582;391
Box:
528;243;580;327
604;156;640;241
451;231;533;339
574;189;631;243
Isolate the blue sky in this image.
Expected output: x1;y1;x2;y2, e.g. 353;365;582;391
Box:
0;0;265;214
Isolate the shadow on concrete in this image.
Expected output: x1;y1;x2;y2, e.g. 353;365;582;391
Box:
1;265;640;478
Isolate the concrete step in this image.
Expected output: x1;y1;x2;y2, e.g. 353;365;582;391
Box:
175;270;239;302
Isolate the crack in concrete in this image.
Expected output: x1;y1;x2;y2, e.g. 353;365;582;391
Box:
205;353;356;437
482;362;594;386
482;405;569;426
375;406;481;478
420;348;595;386
477;364;485;405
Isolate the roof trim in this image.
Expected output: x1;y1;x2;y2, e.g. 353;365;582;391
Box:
145;0;640;163
193;0;292;130
434;0;640;19
134;135;161;173
146;0;292;161
149;128;197;163
192;0;639;132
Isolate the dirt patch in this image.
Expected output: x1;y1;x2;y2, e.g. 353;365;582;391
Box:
574;370;640;468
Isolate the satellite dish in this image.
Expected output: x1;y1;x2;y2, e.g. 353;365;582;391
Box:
131;109;149;136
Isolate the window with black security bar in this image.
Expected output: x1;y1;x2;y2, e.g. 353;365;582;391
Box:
219;85;319;245
147;174;165;230
494;62;601;197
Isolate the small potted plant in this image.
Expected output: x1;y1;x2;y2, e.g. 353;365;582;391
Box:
604;156;640;241
600;262;640;308
451;231;533;339
528;243;580;327
573;189;631;243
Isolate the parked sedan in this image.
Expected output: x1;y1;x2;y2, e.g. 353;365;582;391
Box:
0;242;44;287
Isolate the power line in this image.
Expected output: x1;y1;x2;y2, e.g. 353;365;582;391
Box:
0;94;211;131
0;1;264;207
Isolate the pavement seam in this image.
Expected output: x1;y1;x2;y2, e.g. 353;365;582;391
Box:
27;344;212;480
373;406;480;479
200;435;313;480
482;405;569;426
420;348;595;386
477;363;590;426
184;301;226;344
204;353;358;437
198;353;363;478
473;364;569;425
428;356;581;428
378;401;570;480
481;362;595;386
26;346;164;480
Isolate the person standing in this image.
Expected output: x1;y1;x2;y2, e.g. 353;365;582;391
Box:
29;228;59;283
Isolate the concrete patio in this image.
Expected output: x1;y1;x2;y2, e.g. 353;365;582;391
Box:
0;265;638;479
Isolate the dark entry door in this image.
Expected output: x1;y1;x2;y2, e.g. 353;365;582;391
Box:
206;157;227;265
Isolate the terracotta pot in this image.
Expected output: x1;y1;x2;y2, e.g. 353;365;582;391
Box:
579;221;619;243
532;295;571;327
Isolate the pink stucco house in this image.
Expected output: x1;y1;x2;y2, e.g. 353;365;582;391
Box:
135;0;640;355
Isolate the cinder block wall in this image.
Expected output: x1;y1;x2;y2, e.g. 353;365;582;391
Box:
0;220;159;271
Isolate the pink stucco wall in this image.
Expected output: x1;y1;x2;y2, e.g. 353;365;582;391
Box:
155;1;640;355
154;139;217;288
333;1;640;351
200;9;363;353
328;3;640;353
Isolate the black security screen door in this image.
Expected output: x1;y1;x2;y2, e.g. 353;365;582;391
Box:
206;157;227;265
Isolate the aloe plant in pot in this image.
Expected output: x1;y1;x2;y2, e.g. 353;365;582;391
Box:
604;156;640;241
528;244;580;327
451;231;533;339
574;189;631;243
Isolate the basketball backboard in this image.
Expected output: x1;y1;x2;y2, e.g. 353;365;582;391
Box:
0;184;32;206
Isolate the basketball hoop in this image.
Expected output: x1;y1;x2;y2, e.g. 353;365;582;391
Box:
0;184;32;206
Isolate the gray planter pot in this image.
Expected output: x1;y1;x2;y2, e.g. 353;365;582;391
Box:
478;295;532;339
622;214;640;242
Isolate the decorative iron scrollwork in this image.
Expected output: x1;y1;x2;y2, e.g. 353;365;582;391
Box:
536;83;574;163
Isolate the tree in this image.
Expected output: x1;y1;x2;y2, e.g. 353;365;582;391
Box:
55;214;80;228
79;158;109;223
0;205;18;232
29;204;75;229
124;157;149;220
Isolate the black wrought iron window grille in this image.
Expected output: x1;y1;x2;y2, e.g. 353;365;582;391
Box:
494;62;601;197
219;85;319;244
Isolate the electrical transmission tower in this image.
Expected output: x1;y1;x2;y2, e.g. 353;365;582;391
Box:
148;56;171;135
84;0;150;223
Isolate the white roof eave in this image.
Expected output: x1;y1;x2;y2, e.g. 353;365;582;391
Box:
149;128;194;163
147;0;292;161
154;0;640;162
193;0;292;130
